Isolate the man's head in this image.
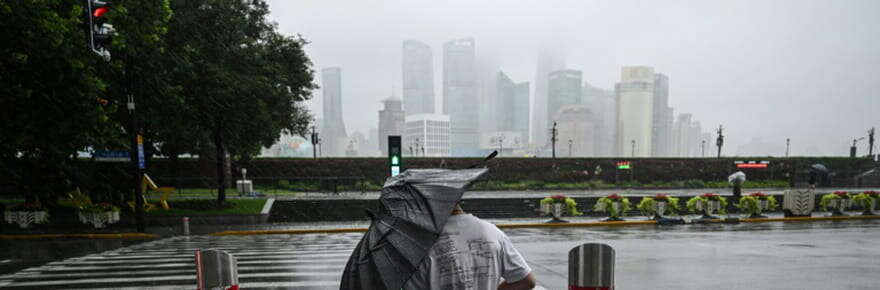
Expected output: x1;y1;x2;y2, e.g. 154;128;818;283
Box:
451;203;464;215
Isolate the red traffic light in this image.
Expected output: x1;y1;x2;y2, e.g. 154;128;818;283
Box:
93;7;109;18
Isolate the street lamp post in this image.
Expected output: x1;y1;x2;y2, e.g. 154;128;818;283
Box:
786;138;790;157
551;122;558;159
567;139;573;157
127;95;145;233
701;140;706;157
631;140;636;157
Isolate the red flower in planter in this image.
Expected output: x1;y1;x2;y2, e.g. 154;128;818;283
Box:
701;193;720;200
749;192;768;199
863;191;878;196
607;194;622;200
834;191;849;198
653;194;669;200
551;195;568;200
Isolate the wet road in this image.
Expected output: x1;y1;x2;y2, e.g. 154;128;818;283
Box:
1;220;878;289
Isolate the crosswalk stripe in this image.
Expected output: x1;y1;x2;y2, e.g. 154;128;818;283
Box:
0;234;363;289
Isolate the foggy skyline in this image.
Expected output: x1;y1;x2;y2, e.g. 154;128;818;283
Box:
266;0;880;156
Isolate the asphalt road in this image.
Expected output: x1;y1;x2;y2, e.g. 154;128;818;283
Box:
1;220;878;289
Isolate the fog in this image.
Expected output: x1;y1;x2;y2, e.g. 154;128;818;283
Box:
266;0;880;156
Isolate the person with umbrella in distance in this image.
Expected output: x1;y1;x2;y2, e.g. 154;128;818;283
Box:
341;152;537;290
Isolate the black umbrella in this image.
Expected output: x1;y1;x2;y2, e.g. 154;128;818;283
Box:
811;163;829;174
340;168;489;290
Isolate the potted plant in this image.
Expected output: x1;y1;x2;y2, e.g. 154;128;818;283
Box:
637;194;680;220
4;201;49;229
540;194;583;223
820;191;851;216
736;192;778;218
593;194;631;222
78;202;121;229
687;193;728;220
852;191;878;216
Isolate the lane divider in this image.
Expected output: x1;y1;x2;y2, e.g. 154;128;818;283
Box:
0;233;158;240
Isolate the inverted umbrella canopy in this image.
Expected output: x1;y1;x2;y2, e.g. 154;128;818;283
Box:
811;164;829;174
728;171;747;185
340;168;489;290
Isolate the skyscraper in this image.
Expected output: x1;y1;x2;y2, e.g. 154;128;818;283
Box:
583;82;617;156
443;38;479;156
548;69;582;126
402;40;434;115
652;73;671;157
378;97;405;155
404;114;451;157
555;104;596;157
495;71;530;139
533;48;565;146
321;67;347;157
617;66;654;157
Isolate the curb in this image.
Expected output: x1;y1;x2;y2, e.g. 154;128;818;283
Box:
0;233;159;240
208;215;880;236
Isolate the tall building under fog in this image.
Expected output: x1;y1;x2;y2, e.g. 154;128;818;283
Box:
617;66;654;157
443;38;479;156
652;73;672;157
533;48;566;146
583;82;617;156
320;67;347;157
404;114;451;157
555;104;596;157
378;97;405;155
548;69;583;127
402;40;434;115
495;71;530;141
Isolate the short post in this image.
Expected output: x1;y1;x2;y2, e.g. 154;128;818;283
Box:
196;249;238;290
569;243;615;290
182;217;190;236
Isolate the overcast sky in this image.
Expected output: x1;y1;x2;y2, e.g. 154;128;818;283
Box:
266;0;879;157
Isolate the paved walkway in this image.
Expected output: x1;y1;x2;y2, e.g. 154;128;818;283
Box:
284;187;880;200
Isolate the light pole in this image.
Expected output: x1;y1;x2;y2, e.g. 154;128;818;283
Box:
551;122;558;159
716;125;724;158
631;140;636;157
701;140;706;157
568;139;573;157
310;126;319;159
786;138;790;157
127;95;145;233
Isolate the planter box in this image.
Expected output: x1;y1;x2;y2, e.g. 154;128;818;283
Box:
78;211;121;229
695;200;721;215
551;203;565;220
4;211;49;229
653;201;668;217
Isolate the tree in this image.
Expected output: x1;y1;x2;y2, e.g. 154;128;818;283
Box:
0;0;113;205
166;0;315;206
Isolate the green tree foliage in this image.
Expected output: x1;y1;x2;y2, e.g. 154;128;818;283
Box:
166;0;315;204
0;0;111;204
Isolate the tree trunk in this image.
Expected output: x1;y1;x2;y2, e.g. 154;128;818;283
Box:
214;127;226;207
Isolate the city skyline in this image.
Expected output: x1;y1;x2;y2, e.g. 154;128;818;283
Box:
267;0;880;157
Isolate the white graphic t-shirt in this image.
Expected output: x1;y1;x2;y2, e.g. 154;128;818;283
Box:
404;214;532;290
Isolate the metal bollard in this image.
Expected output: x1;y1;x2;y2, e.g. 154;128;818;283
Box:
196;249;238;290
182;217;190;236
569;243;615;290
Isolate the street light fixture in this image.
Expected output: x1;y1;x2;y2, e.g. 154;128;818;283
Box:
568;139;573;157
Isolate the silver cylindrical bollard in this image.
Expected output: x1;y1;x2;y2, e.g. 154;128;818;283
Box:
182;217;190;236
568;243;615;290
196;249;238;290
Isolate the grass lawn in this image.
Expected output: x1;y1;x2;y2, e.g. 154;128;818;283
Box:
145;199;267;216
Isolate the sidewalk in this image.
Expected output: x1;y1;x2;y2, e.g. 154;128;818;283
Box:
282;187;880;200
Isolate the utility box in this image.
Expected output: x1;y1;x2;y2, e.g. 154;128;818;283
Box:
236;180;253;195
196;249;238;290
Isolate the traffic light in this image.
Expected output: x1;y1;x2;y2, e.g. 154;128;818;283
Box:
388;136;402;177
86;0;113;60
